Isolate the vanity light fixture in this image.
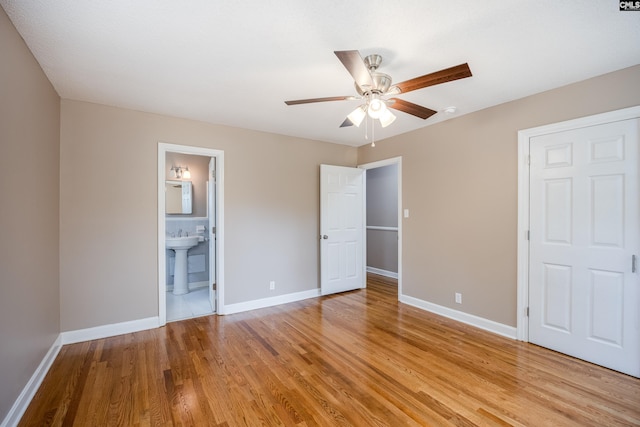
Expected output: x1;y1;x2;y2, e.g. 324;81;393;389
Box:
170;165;191;179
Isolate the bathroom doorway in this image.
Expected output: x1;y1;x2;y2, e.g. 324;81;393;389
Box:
158;143;225;325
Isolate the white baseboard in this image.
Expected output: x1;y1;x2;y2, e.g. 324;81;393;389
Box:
366;266;398;279
60;316;160;345
221;288;321;315
166;280;209;292
1;334;62;427
188;281;209;290
399;294;517;339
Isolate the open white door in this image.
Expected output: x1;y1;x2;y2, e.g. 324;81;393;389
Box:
320;164;365;295
208;157;216;312
529;118;639;377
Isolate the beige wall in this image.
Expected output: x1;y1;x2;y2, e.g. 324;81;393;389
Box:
0;6;60;421
358;65;640;326
60;100;357;331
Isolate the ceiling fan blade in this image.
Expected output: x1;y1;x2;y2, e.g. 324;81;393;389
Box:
394;63;472;94
334;50;374;92
285;96;355;105
388;98;437;120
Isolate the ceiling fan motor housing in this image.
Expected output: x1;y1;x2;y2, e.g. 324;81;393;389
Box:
356;54;392;95
355;73;392;95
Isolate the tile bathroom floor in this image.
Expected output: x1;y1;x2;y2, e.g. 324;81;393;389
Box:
167;287;214;321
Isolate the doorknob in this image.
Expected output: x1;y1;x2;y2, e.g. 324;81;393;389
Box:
320;235;328;240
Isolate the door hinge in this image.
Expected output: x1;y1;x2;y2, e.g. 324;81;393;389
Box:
526;307;529;317
633;255;637;273
526;230;530;241
526;155;531;165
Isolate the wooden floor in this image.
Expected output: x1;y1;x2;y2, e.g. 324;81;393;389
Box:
20;274;640;426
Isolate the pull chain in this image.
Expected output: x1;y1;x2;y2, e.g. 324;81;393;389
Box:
371;118;375;147
361;96;375;147
364;113;369;141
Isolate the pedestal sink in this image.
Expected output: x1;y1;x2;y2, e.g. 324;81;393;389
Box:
166;235;200;295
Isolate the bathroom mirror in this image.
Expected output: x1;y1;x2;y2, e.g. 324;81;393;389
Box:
166;180;192;214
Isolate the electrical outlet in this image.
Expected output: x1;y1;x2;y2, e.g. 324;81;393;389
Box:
269;281;275;291
455;292;462;304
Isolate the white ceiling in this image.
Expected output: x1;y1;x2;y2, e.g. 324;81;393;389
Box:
2;1;639;147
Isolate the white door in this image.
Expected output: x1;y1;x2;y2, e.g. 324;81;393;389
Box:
320;164;366;295
208;157;216;312
529;119;639;377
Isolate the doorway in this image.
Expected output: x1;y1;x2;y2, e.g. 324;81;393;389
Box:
359;157;402;296
158;143;225;325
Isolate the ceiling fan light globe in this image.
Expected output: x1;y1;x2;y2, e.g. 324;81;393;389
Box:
347;106;367;127
367;98;387;119
379;109;396;128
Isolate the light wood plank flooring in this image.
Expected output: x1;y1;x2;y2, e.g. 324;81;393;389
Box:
19;274;640;426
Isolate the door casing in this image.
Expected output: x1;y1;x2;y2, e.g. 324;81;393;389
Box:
158;143;225;325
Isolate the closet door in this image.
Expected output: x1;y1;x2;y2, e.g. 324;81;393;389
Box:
529;119;639;377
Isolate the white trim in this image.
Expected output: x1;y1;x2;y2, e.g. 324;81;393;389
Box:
358;156;403;298
516;129;531;341
60;316;159;345
223;288;321;315
165;280;209;292
158;143;225;321
400;294;517;339
366;266;398;279
366;225;398;231
187;280;208;290
359;156;402;170
1;335;62;427
165;216;209;221
361;168;367;289
516;105;640;342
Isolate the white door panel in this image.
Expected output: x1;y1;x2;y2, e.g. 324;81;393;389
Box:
529;119;639;377
542;263;572;332
320;164;365;295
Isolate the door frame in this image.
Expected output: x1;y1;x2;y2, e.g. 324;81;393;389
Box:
158;142;225;325
207;158;216;311
358;156;403;298
516;106;640;341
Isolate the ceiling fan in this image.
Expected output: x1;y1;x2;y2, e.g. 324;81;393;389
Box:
285;50;472;129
